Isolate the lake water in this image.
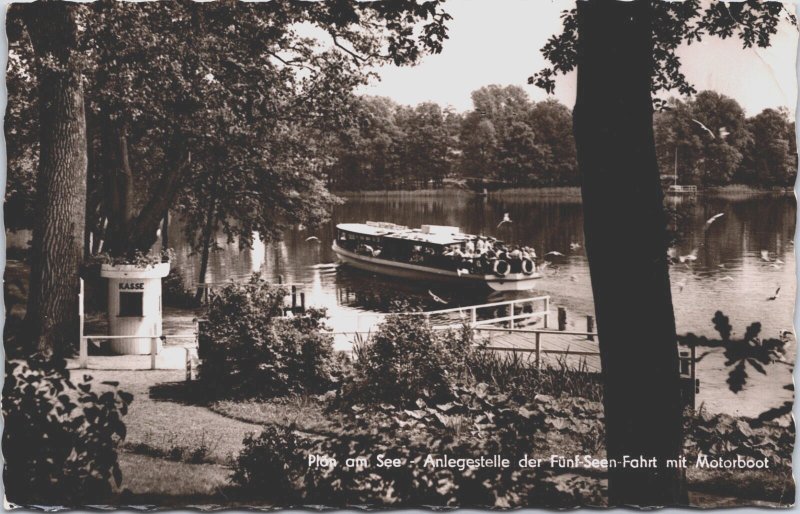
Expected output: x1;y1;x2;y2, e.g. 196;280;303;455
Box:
169;190;797;418
7;190;795;417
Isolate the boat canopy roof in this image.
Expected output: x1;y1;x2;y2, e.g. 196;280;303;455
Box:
382;231;469;247
336;223;399;237
336;222;471;247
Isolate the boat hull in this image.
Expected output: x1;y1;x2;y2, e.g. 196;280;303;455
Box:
332;242;541;291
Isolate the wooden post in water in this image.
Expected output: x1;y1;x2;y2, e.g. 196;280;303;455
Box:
291;286;297;311
535;332;541;369
543;297;550;328
587;315;595;341
558;307;567;331
278;275;283;285
300;292;306;313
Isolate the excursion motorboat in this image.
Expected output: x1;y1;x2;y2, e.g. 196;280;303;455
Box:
332;222;542;291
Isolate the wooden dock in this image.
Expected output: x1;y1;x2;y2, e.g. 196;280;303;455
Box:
474;327;601;372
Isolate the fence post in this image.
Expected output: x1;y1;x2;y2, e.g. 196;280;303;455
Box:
535;332;541;369
543;297;549;328
80;338;89;369
150;337;159;370
509;301;515;329
557;307;567;331
586;315;595;341
470;306;477;327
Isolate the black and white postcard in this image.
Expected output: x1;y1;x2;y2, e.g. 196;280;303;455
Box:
3;0;797;509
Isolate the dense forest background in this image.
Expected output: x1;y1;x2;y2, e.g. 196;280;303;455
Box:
7;81;797;230
325;85;797;191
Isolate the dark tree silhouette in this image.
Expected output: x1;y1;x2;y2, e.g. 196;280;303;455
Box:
532;0;794;506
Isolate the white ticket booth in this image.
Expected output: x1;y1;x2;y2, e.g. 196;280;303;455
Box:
100;262;170;355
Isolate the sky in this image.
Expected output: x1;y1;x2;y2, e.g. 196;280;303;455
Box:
358;0;799;117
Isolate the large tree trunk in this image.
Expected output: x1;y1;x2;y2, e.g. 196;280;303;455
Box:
101;123;136;257
573;0;685;506
21;3;87;355
126;135;191;253
194;196;217;303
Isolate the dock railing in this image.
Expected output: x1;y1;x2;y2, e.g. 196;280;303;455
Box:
473;326;597;370
327;295;550;342
471;325;698;408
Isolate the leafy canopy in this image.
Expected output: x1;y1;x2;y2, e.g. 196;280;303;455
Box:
531;0;795;109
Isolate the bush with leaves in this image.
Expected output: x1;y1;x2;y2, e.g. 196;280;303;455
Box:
344;314;475;408
684;409;794;470
232;426;308;503
2;354;132;506
233;382;605;508
200;275;338;398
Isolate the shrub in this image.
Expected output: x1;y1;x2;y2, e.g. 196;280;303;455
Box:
232;384;605;508
345;314;474;408
466;350;604;402
231;426;307;503
2;354;132;506
200;275;338;398
162;267;198;308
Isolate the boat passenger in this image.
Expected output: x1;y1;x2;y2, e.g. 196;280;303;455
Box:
465;240;476;255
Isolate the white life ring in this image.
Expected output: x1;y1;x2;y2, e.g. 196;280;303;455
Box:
493;259;511;277
521;258;535;275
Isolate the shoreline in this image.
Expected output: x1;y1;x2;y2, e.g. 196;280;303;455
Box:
333;185;794;198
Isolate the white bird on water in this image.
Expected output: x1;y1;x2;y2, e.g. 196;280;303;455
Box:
767;287;781;301
305;236;320;243
676;279;687;292
545;251;565;258
497;213;512;228
760;250;772;262
679;249;698;263
570;242;581;251
428;290;448;305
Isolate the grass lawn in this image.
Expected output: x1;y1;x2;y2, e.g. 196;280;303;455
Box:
114;452;231;505
208;396;345;436
89;370;261;467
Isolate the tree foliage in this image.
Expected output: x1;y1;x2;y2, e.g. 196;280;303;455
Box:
652;91;794;186
532;1;795;109
7;0;452;258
